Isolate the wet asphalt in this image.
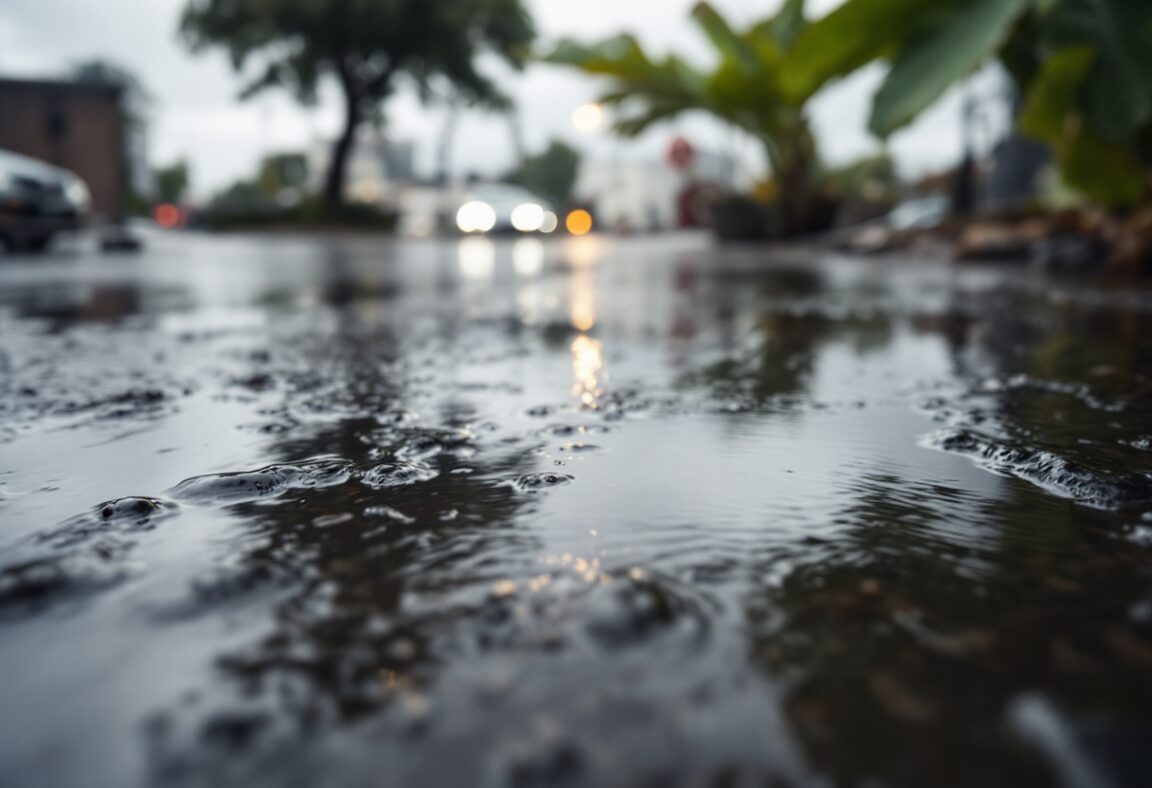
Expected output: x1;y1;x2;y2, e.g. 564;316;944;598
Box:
0;231;1150;787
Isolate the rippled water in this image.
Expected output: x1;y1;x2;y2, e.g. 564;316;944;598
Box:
1;233;1150;787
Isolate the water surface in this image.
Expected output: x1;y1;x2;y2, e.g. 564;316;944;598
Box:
1;233;1150;787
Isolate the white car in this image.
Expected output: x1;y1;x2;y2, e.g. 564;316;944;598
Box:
0;148;91;252
454;183;558;235
886;195;949;231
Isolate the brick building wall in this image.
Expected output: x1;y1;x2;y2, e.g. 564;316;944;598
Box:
0;78;126;220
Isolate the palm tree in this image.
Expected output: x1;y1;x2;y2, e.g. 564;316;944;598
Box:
545;1;824;237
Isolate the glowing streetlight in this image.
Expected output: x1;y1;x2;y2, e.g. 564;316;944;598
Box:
571;102;605;133
566;209;593;236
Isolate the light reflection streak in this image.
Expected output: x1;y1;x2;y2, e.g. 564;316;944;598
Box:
457;236;495;281
571;335;604;409
567;234;605;408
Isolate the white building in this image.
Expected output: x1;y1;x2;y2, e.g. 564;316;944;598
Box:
574;148;739;231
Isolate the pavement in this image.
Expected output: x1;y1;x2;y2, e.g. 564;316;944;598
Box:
1;230;1150;788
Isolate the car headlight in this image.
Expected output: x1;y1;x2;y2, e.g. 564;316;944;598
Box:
510;202;544;232
63;177;91;210
456;201;496;233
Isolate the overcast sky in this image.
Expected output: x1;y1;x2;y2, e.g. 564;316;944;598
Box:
0;0;1005;198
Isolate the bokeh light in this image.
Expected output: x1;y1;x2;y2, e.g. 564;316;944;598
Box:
510;202;545;232
152;203;183;229
512;237;544;277
570;102;604;132
457;236;495;280
456;201;496;233
566;209;593;236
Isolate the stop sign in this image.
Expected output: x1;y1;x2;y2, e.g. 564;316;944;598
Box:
667;136;695;170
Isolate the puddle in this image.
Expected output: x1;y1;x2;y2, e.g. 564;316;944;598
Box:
1;235;1150;787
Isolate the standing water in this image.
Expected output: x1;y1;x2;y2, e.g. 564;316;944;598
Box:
0;234;1149;787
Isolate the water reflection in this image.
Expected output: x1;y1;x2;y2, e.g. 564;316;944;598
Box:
512;238;544;278
567;252;597;334
570;335;604;410
458;236;496;282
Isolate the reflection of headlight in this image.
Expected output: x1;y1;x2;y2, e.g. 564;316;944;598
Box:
64;177;91;210
510;202;544;232
456;200;496;233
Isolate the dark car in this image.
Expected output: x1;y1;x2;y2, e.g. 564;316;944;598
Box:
0;148;90;253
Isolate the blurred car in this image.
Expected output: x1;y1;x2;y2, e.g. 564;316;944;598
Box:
885;194;949;231
835;194;951;254
454;183;558;235
0;148;91;252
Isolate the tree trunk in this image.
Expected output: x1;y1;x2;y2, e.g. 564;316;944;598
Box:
780;155;813;238
767;132;816;239
507;105;525;174
323;87;361;213
436;97;461;185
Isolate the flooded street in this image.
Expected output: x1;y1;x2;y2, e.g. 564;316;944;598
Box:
1;232;1150;787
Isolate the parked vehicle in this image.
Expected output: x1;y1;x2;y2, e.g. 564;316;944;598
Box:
885;195;949;232
0;148;90;253
453;183;558;235
834;194;952;254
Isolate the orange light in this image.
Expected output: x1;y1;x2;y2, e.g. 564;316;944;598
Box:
565;209;593;236
153;203;183;229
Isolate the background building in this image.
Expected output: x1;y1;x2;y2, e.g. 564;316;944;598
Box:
575;148;738;231
0;77;132;220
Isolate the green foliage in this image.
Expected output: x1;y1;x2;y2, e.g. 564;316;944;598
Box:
213;178;263;206
509;140;581;206
1046;0;1152;139
257;153;308;198
793;0;1152;208
154;161;190;204
1017;45;1143;206
547;1;803;145
868;0;1027;136
201;196;398;232
546;33;707;139
181;0;533;107
544;1;824;236
1016;0;1152;206
786;0;1024;136
782;0;927;102
821;152;901;204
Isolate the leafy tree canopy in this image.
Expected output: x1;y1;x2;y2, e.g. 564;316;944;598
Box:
788;0;1152;207
544;1;825;236
181;0;535;207
154;161;190;204
508;140;581;206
